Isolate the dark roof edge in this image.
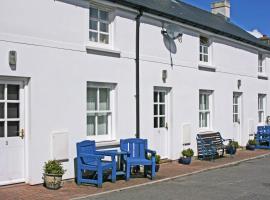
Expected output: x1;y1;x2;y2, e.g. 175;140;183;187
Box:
108;0;270;52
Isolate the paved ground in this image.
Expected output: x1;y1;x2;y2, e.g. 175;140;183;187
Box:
0;150;269;200
82;156;270;200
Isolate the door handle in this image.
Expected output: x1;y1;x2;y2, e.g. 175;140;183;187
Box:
165;122;168;130
19;129;25;139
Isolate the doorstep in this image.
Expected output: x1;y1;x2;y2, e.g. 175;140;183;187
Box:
0;149;269;200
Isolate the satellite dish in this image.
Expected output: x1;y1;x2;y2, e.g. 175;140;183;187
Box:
165;24;183;40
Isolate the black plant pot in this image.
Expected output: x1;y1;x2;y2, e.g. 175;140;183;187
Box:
178;157;192;165
246;144;256;151
155;164;160;172
226;147;237;155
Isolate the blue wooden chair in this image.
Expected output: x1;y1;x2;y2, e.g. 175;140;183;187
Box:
76;140;117;187
120;138;156;181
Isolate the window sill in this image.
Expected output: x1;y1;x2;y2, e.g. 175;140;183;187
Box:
86;45;121;58
198;63;216;72
96;140;120;148
257;73;268;80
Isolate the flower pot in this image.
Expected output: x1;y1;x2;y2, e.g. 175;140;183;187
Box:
155;164;160;172
246;144;256;151
43;173;63;190
178;157;192;165
226;147;237;155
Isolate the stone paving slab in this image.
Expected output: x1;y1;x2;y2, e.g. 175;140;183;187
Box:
0;149;269;200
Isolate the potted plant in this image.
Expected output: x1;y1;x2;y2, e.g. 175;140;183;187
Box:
179;148;194;165
43;160;66;190
226;141;239;155
147;154;161;172
246;139;256;151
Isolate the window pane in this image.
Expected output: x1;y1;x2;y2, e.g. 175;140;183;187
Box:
159;104;165;115
199;45;202;53
89;31;98;42
7;121;19;137
233;114;238;123
159;117;165;128
259;111;264;123
233;105;238;113
90;8;98;19
233;96;238;104
7;85;19;100
0;103;4;118
89;20;98;30
100;22;109;33
87;88;97;111
0;84;4;100
99;88;110;110
99;10;108;21
204;55;208;62
0;122;4;137
7;103;19;118
154;92;158;103
98;114;108;135
154;104;158;115
100;34;109;44
154;117;158;128
203;46;208;54
199;54;203;61
199;112;208;128
87;114;95;136
159;92;165;103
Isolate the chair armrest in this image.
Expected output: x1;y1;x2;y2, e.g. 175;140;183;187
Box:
79;153;104;165
79;153;104;159
146;149;156;156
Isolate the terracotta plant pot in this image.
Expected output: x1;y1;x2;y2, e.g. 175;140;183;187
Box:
43;173;63;190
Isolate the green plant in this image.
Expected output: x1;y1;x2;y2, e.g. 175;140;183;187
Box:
181;148;194;157
147;154;161;164
43;160;66;175
247;139;256;145
228;141;239;148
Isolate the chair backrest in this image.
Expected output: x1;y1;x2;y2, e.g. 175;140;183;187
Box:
76;140;97;164
120;138;147;159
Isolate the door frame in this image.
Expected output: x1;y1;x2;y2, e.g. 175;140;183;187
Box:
153;86;172;159
0;76;29;185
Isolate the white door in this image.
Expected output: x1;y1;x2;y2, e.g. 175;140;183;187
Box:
233;92;242;143
0;82;25;185
153;88;170;159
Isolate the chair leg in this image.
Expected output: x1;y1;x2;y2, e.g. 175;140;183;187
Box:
111;164;116;183
126;163;130;181
151;164;156;180
144;166;148;178
97;169;103;188
77;168;82;185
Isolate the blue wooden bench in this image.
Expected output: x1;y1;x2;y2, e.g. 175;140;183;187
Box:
255;126;270;149
197;132;231;160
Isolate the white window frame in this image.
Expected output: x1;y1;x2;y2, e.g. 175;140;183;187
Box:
258;53;265;74
153;90;167;129
258;94;267;124
86;82;116;142
199;90;213;130
199;36;211;64
88;4;114;49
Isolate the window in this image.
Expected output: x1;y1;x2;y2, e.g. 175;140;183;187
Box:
86;83;114;140
153;90;166;128
258;94;267;123
258;53;265;73
199;36;209;63
233;93;241;123
89;7;110;44
199;90;213;129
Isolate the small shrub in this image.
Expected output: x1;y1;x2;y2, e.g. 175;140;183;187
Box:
228;141;239;148
181;148;194;157
148;154;161;164
247;139;256;145
43;160;66;175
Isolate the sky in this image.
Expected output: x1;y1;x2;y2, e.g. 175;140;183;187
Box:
182;0;270;36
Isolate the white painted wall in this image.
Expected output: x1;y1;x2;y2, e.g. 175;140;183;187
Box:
0;0;269;184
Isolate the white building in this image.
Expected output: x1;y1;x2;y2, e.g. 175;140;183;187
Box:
0;0;269;185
